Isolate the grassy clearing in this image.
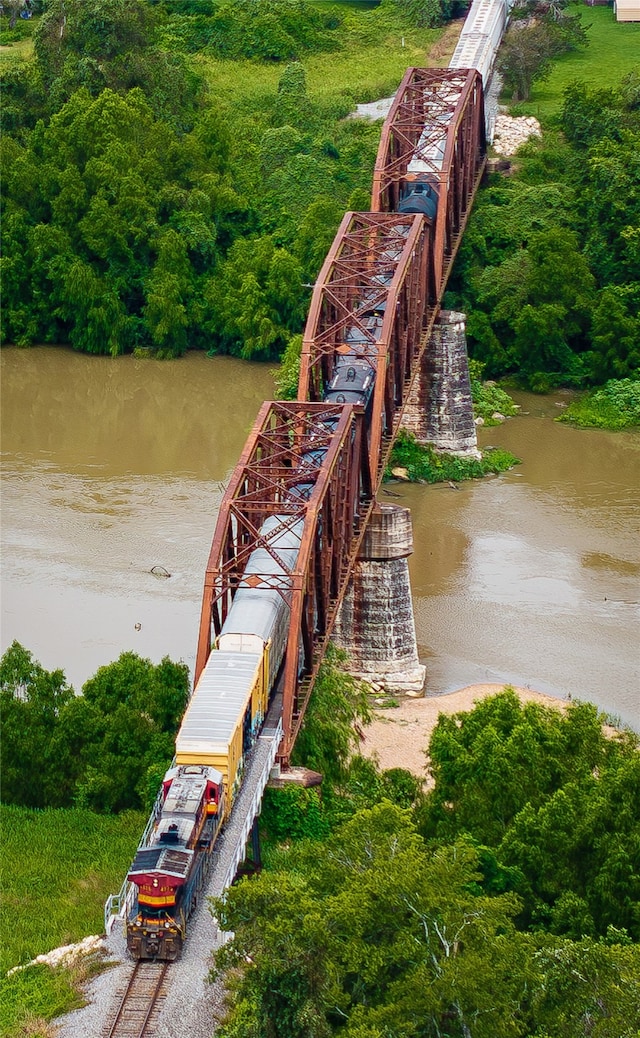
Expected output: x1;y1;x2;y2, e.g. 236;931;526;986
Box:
514;5;640;122
0;36;33;65
0;803;144;974
198;14;445;108
1;804;145;1035
0;10;37;65
2;963;92;1038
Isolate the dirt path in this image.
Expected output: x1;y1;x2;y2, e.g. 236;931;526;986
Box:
427;17;466;65
360;684;568;782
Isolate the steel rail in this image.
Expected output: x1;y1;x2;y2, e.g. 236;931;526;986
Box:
105;961;169;1038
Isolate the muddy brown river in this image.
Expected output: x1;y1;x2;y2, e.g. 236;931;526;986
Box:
1;348;639;729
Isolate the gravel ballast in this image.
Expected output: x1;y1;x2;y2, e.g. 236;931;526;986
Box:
54;731;280;1038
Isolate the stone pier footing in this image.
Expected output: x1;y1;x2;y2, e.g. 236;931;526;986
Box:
402;310;480;459
333;504;425;695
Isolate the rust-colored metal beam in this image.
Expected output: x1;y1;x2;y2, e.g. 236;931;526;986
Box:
371;67;486;296
196;68;488;764
195;401;373;762
298;211;436;483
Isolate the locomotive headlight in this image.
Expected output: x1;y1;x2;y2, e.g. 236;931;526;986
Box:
153;878;159;887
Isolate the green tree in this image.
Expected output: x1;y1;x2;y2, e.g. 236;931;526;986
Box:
81;651;189;734
583;131;640;285
380;0;444;28
497;23;556;102
0;642;74;808
213;805;526;1038
33;0;200;127
528;936;640;1037
419;691;609;844
294;196;344;281
273;332;302;398
71;652;189;812
274;62;311;129
589;286;640;382
497;10;588;102
1;87;244;353
206;0;340;62
417;691;640;939
501;752;640;938
0;644;190;813
292;646;370;787
143;229;192;357
204;236;305;359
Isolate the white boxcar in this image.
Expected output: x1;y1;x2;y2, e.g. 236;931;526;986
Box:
449;0;512;88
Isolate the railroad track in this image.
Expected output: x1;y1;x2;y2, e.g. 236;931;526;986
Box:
105;961;169;1038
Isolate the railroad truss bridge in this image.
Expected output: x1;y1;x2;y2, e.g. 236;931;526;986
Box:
197;67;486;765
103;68;490;1029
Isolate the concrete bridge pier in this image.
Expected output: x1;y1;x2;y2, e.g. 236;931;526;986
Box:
333;504;425;695
402;310;481;459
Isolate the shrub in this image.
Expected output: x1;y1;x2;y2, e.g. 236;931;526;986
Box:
557;377;640;429
469;360;520;423
387;430;519;483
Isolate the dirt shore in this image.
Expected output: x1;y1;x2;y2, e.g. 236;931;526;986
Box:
360;684;568;782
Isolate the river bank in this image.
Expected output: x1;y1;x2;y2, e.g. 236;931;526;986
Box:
361;683;573;780
2;350;639;730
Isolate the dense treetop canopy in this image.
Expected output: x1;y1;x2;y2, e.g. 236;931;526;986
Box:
215;792;640;1037
0;641;189;812
3;0;636;389
0;0;382;358
448;73;640;388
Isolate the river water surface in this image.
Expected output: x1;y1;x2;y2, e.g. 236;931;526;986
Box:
1;348;638;729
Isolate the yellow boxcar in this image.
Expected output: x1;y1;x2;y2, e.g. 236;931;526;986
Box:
175;651;264;807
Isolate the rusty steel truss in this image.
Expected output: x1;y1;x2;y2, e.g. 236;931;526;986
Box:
298;211;436;484
195;401;373;763
371;67;486;295
195;69;488;764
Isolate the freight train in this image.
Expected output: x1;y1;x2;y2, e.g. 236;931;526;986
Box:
450;0;514;91
124;0;511;961
126;522;303;959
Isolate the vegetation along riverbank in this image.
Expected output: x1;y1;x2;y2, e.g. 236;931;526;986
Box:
3;636;639;1037
1;0;638;417
1;0;639;1035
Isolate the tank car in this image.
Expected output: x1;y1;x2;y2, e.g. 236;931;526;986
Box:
218;516;304;699
323;303;384;410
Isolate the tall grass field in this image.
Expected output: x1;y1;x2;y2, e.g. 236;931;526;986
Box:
0;805;144;1036
516;4;640;121
198;19;445;108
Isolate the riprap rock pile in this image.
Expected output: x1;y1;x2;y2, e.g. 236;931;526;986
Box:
493;113;541;156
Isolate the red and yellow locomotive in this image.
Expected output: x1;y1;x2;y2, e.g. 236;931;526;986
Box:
126;764;225;960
